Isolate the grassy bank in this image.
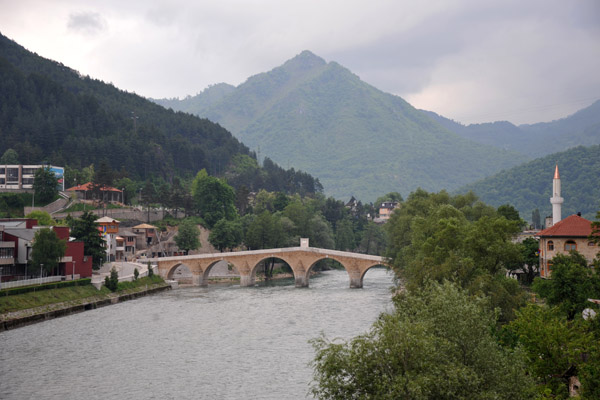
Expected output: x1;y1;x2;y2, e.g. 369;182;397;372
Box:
0;276;165;315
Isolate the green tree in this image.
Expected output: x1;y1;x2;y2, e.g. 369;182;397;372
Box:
509;304;600;398
311;282;533;399
68;211;106;270
334;218;355;251
209;218;242;252
191;169;237;228
31;228;66;276
104;267;119;291
514;237;540;284
245;211;286;250
532;208;541;229
25;210;55;226
533;251;600;319
33;166;58;203
0;148;19;164
497;203;521;221
174;219;201;254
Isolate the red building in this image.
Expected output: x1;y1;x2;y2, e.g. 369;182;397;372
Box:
0;219;92;280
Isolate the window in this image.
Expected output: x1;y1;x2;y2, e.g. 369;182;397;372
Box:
0;247;14;258
547;261;553;274
547;241;554;251
564;240;577;251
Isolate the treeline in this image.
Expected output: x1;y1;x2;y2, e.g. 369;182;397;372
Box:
459;145;600;222
311;189;600;399
0;33;321;196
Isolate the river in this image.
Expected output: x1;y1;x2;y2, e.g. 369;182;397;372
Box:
0;269;395;399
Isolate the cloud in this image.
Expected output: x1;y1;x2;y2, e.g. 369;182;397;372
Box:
67;11;107;36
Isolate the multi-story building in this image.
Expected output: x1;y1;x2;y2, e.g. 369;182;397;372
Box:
0;218;92;281
378;202;399;221
0;164;64;191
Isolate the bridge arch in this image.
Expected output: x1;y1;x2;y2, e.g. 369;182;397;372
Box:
166;263;194;283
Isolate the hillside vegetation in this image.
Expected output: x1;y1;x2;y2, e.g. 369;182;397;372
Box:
152;51;524;202
458;145;600;221
0;33;321;195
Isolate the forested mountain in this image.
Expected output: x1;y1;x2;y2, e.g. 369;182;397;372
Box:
458;145;600;221
423;100;600;157
151;51;524;202
0;33;321;195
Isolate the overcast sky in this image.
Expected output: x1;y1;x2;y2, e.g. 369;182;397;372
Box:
1;0;599;125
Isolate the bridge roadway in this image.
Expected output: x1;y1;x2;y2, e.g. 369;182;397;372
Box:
148;246;387;288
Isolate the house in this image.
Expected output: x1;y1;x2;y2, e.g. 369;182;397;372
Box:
96;216;120;262
0;164;64;191
116;228;137;261
132;223;158;248
0;218;92;281
378;202;399;221
66;182;123;204
538;214;599;278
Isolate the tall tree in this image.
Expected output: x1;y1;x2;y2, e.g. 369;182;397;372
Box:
209;218;242;252
531;208;541;229
174;219;201;254
33;166;59;203
67;211;106;269
191;169;237;228
31;228;66;276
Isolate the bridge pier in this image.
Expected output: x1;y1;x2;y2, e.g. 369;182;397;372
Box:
349;272;363;289
193;274;207;287
294;274;309;288
240;274;255;287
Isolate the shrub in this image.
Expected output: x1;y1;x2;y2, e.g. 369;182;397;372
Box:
147;262;154;277
134;268;139;281
104;267;119;292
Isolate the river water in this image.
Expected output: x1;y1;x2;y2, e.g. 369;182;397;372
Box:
0;269;395;399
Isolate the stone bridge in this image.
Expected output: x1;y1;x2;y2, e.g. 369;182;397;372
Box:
148;245;388;288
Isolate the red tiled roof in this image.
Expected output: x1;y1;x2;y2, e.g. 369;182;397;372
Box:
66;182;122;192
538;214;594;237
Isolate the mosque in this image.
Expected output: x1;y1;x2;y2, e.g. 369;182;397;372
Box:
537;165;599;278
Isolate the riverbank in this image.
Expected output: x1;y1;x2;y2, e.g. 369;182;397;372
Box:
0;281;170;332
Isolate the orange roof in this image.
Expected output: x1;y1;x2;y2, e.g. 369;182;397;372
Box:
66;182;122;192
538;214;594;237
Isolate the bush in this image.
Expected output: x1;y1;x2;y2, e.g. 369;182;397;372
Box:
134;268;139;281
147;262;154;277
104;268;119;292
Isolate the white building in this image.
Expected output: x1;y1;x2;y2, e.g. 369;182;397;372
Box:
0;164;65;191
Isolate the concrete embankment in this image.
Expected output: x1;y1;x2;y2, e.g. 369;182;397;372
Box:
0;284;171;332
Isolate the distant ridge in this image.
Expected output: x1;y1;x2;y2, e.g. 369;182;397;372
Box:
423;100;600;157
458;145;600;221
152;51;524;202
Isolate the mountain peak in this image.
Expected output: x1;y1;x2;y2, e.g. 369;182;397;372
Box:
283;50;326;70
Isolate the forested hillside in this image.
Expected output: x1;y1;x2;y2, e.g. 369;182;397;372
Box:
0;33;320;195
152;51;524;202
458;145;600;221
423;100;600;157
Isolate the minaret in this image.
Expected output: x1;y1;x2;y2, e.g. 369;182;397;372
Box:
550;164;563;225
